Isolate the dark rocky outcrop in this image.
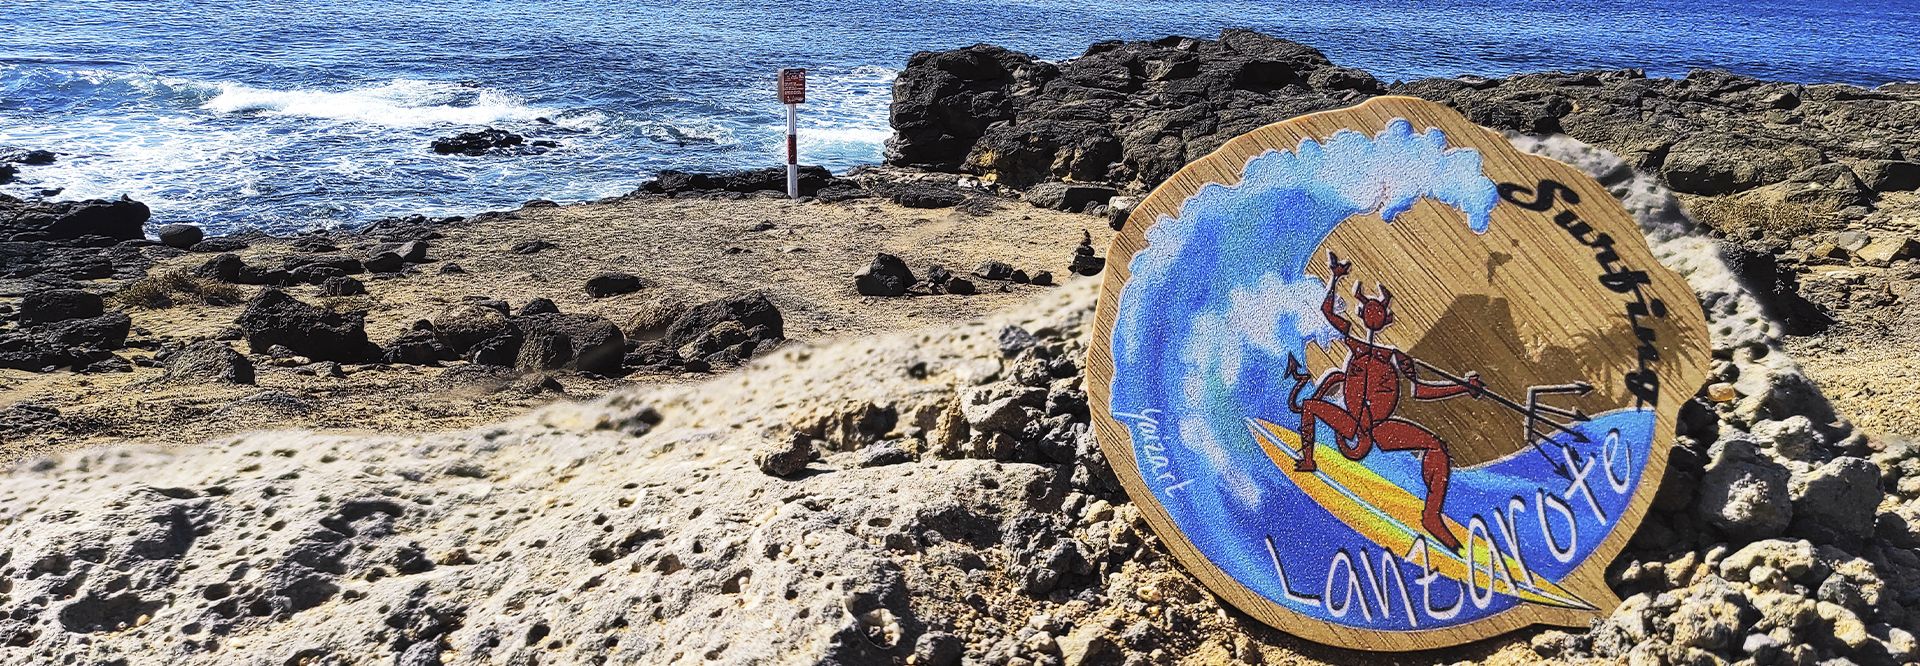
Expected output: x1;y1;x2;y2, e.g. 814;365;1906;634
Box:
635;166;849;198
235;289;377;362
430;128;557;156
0;309;131;371
628;292;786;371
19;289;104;324
0;194;149;241
0;148;56;166
887;29;1920;204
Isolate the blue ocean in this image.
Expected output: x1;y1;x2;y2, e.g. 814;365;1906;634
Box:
3;0;1918;234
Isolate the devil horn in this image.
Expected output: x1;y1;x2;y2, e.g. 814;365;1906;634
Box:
1378;283;1393;304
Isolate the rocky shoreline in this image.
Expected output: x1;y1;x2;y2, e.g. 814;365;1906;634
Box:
1;28;1917;665
2;165;1110;454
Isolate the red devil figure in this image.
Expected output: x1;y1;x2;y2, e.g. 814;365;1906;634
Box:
1286;251;1485;550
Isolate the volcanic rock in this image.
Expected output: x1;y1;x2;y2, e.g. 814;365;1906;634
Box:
855;253;915;297
154;224;205;249
430;128;554;156
1025;182;1117;213
158;341;255;385
514;313;626;375
0;194;149;241
637;166;842;197
585;272;651;297
20;289;104;324
235;289;376;361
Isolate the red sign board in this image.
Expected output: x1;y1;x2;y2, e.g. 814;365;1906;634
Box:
778;68;806;104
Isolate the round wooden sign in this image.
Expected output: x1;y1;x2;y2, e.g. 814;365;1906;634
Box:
1085;96;1710;651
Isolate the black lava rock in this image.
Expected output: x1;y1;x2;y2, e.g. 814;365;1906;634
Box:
974;261;1015;281
430;128;554;156
517;298;559;316
363;251;405;274
515;312;626;375
854;253;915;297
155;224;205;249
0;194;148;241
235;289;377;361
585;272;651;297
1069;231;1105;276
636;166;842;197
20;289;104;324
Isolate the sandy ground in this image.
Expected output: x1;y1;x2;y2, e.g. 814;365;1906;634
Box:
0;191;1114;459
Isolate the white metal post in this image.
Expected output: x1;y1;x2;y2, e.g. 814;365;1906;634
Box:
785;103;799;199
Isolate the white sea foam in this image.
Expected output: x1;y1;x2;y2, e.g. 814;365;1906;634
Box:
201;79;551;127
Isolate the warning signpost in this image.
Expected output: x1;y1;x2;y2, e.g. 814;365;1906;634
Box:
778;68;806;199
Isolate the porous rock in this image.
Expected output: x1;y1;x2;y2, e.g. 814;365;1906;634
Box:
158;340;255;385
855;253;915;297
235;288;376;362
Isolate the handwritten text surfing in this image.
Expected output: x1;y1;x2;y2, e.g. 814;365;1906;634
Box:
1498;179;1669;408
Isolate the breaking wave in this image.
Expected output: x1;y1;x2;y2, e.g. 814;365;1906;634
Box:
201;79;553;128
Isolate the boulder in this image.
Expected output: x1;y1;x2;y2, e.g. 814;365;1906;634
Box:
1788;457;1882;547
753;432;819;477
1696;439;1793;541
159;341;254;385
0;148;55;165
383;329;457;366
363;251;405;274
658;293;785;366
1852;160;1920;192
0;195;149;241
154;224;205;249
235;289;376;362
974;261;1014;281
1853;235;1917;266
585;272;651;297
19;289;104;324
515;313;626;375
1024;182;1118;213
431;304;514;354
623;296;689;340
516;298;560;317
854;253;915;297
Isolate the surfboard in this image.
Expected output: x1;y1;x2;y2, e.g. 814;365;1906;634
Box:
1246;418;1594;611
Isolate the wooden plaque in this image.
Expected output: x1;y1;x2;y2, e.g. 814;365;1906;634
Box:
1086;96;1710;651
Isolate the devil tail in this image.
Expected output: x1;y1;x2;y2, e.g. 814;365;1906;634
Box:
1284;353;1314;413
